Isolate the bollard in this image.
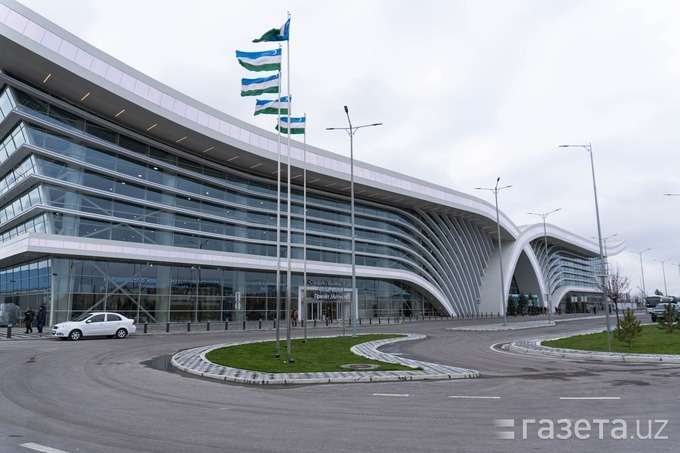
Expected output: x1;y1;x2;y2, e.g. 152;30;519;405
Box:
359;318;362;325
314;319;316;327
187;322;191;332
6;324;11;338
369;318;372;325
259;320;262;329
225;321;228;331
207;321;210;332
144;322;148;334
378;317;381;324
242;320;246;330
166;322;170;333
387;317;390;324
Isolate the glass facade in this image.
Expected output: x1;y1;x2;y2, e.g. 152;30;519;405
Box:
1;82;473;323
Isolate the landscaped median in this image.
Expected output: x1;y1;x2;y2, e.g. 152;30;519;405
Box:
508;325;680;363
171;333;480;385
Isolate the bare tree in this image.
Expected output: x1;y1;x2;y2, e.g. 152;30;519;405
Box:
600;266;631;325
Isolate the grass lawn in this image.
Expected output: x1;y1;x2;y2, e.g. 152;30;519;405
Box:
205;334;420;373
542;324;680;354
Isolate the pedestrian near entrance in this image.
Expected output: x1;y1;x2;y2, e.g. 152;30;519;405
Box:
35;305;47;336
24;307;35;334
291;307;298;327
326;308;333;325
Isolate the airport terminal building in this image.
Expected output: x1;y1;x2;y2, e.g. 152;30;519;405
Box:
0;0;623;326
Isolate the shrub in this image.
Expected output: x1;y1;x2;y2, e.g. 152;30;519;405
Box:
613;308;642;347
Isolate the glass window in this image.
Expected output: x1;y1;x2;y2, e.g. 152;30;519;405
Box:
118;135;147;154
89;314;105;323
113;201;144;220
83;146;116;168
80;195;112;216
111;225;141;242
146;166;164;184
115;180;145;198
85;123;117;144
82;172;114;192
175;195;200;211
106;313;122;322
145;188;163;203
78;218;110;239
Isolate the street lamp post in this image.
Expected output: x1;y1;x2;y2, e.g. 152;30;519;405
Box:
327;107;382;337
559;143;611;351
475;178;512;326
630;248;651;297
527;208;561;324
654;258;671;295
593;233;618;258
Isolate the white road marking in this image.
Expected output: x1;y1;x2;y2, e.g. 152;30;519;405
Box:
559;396;621;400
448;395;501;399
21;443;70;453
373;393;410;397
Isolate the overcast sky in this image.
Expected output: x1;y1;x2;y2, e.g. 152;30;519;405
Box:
16;0;680;297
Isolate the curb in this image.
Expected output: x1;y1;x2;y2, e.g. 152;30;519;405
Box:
171;334;480;385
508;328;680;363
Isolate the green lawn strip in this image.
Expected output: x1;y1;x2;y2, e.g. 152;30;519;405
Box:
205;334;420;373
542;325;680;354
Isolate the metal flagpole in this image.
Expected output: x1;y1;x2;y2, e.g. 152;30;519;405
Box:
274;44;282;358
284;12;293;362
302;114;308;344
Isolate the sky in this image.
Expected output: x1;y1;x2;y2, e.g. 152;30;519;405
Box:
15;0;680;297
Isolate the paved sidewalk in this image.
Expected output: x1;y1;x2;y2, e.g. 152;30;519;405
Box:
171;334;480;385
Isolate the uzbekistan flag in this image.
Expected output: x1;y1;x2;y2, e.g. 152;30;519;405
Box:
254;96;290;115
236;48;281;72
241;74;279;97
253;18;290;43
275;116;306;134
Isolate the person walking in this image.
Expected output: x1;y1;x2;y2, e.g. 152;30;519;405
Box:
291;307;298;328
24;307;35;334
35;305;47;336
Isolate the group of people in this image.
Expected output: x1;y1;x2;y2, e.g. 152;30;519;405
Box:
23;305;47;336
289;307;334;327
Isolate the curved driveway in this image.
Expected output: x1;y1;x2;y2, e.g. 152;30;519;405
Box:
1;316;678;453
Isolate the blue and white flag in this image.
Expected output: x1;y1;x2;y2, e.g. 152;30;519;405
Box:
253;18;290;43
235;48;281;72
241;74;280;97
254;96;290;115
276;116;306;134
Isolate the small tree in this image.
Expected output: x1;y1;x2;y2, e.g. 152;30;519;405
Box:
656;304;679;334
518;294;528;316
600;266;630;325
506;296;517;317
613;308;642;348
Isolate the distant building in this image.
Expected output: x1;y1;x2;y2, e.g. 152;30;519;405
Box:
0;0;623;324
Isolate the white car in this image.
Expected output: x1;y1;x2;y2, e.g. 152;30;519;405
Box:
52;312;136;340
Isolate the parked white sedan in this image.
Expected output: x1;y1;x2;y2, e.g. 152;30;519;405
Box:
52;312;136;340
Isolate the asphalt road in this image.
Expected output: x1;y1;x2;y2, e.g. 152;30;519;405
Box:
1;316;677;453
